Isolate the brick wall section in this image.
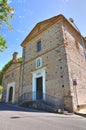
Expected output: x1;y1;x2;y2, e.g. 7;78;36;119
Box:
62;23;86;111
24;20;63;62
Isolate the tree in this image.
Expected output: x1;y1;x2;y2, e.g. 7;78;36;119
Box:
0;35;7;52
0;58;22;85
0;0;14;52
0;70;2;85
0;0;14;27
0;85;3;94
0;71;3;98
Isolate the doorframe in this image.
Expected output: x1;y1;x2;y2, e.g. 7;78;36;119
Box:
36;77;43;100
6;82;15;104
32;67;46;101
8;87;13;103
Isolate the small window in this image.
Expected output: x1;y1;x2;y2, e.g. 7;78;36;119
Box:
37;41;42;52
12;73;14;78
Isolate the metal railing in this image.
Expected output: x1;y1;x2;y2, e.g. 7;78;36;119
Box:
18;92;64;109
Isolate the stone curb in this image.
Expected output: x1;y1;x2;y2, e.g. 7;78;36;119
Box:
75;112;86;117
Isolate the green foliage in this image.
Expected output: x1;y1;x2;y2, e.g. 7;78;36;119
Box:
0;57;22;85
17;57;22;62
0;85;3;98
84;37;86;40
0;35;7;52
0;0;14;25
0;0;14;52
0;85;3;92
2;59;13;72
0;60;12;85
0;70;2;85
1;57;22;72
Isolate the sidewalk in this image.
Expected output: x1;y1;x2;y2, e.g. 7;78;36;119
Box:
75;109;86;117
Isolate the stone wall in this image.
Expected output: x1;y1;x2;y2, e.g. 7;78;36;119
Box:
62;23;86;111
2;15;86;112
2;63;21;104
21;20;72;110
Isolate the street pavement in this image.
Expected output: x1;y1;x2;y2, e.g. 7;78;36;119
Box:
0;103;86;130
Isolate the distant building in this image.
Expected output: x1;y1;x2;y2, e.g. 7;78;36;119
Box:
2;14;86;112
2;52;21;104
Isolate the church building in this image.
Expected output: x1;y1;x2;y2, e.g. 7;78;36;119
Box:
2;14;86;112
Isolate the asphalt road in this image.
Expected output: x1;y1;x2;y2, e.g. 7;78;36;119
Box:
0;103;86;130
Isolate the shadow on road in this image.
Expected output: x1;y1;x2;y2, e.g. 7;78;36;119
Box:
0;103;44;113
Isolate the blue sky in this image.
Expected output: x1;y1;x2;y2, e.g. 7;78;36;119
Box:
0;0;86;70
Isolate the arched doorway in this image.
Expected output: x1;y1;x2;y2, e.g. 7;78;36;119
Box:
8;87;13;103
6;82;15;104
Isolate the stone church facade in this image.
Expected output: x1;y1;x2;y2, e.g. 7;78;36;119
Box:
2;14;86;112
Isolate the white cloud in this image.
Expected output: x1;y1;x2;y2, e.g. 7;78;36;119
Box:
18;16;25;19
17;29;25;33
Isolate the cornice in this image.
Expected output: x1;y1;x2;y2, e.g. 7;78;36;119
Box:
21;14;86;47
21;14;64;47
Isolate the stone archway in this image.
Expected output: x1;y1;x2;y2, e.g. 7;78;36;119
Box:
8;87;13;103
6;82;15;104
